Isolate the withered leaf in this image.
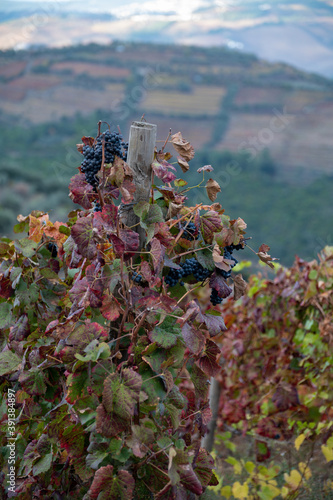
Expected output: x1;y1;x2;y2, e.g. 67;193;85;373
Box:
259;243;270;253
197;165;213;173
257;250;279;269
205;178;221;202
171;132;195;162
233;274;248;300
177;157;190;173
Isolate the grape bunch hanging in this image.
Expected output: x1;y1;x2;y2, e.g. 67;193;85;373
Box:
80;130;128;191
165;243;244;305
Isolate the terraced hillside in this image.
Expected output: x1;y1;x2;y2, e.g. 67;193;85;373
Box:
1;42;333;264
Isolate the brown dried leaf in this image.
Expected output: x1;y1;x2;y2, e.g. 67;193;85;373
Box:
177;157;190;172
259;243;270;253
205;178;221;202
233;274;248;300
171;132;195;162
257;251;279;269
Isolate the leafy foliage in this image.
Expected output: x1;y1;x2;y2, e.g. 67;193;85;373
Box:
210;247;333;498
0;122;271;499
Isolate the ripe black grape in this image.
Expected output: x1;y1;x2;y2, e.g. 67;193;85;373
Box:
210;288;223;305
165;257;210;287
180;222;197;241
80;130;128;190
131;272;143;284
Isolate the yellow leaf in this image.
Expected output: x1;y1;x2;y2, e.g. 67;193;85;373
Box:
322;444;333;463
295;433;306;451
284;469;302;489
232;481;249;499
221;485;232;499
298;462;311;480
281;486;289;498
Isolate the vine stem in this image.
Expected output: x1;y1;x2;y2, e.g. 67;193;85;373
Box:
168;203;203;229
176;282;203;305
131;310;149;345
170;244;213;260
114;303;129;353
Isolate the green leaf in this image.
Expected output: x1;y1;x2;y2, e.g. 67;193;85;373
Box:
14;281;39;306
0;350;21;376
32;452;53;476
196;248;215;271
14;238;38;258
174;179;188;187
148;317;181;348
103;369;142;421
0;302;12;329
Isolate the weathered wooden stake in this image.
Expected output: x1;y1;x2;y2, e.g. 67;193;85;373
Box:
202;377;221;452
120;121;157;248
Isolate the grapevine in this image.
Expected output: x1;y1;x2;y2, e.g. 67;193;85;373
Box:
0;120;276;499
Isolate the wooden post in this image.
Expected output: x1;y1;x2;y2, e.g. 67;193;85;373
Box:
202;377;221;452
119;121;157;248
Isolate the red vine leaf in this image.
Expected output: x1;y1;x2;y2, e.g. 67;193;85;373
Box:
69;173;95;209
181;323;205;355
152;160;177;184
100;293;121;321
209;272;232;298
89;465;135;500
71;217;97;260
200;211;223;243
178;465;203;496
197;339;221;377
272;384;300;411
257;248;279;269
96;404;127;437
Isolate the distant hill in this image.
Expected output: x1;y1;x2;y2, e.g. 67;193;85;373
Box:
1;0;333;77
0;41;333;265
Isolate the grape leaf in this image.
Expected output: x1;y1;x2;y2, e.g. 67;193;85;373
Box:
152;160;177;184
69;173;95;209
100;293;121;321
103;369;142;420
89;466;135;500
71;217;97;260
194;449;215;488
197;339;221;377
149;317;181;348
191;365;209;400
200;211;223;243
209;272;232;298
233;274;248;300
205;178;221;202
96;404;128;437
197;165;213;173
0;350;21;376
178;465;203;495
181;323;205;355
203;311;227;335
0;302;13;329
171;132;195;162
150;237;165;275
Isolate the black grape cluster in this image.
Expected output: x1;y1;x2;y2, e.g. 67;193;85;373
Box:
180;222;198;241
165;257;211;287
210;288;223;306
80;130;128;190
93;202;102;213
131;272;142;284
